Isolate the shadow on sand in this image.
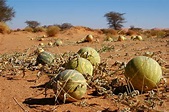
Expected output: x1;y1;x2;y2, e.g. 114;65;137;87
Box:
23;97;55;105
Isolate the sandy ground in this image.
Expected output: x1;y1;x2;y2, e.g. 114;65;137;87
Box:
0;27;168;112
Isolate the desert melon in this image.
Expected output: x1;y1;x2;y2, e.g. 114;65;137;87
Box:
66;57;93;76
52;69;87;102
54;39;63;46
118;35;126;41
131;35;136;40
125;56;162;91
85;34;93;42
134;35;143;41
36;48;55;65
77;47;100;66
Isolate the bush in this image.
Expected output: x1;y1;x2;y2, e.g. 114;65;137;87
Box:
163;29;169;37
60;23;73;30
25;20;40;29
129;26;143;35
145;29;166;38
16;28;21;31
34;27;46;32
46;26;60;37
0;22;10;34
101;29;117;36
152;30;165;38
117;29;127;35
23;26;34;32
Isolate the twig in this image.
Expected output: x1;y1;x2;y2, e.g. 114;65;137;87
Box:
13;97;28;112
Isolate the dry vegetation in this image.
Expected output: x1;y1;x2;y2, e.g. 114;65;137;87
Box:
46;26;61;37
0;22;10;34
0;25;168;112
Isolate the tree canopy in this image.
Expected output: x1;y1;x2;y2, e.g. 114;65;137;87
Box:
0;0;15;22
25;20;40;28
104;11;126;30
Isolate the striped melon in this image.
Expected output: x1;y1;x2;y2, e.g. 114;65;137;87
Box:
77;47;100;66
66;57;93;76
125;56;162;91
54;39;63;46
52;69;87;102
36;50;55;65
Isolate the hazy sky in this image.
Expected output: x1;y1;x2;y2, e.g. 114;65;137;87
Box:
6;0;169;29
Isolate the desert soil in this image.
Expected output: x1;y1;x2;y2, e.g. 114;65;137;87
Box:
0;27;169;112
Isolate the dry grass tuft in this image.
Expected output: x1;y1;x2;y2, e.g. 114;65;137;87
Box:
0;22;10;34
101;29;117;36
34;27;46;32
23;27;34;32
145;29;166;38
46;26;60;37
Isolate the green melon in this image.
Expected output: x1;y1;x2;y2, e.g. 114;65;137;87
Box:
125;56;162;91
67;57;93;76
77;47;100;66
52;69;87;102
54;39;63;46
36;51;55;65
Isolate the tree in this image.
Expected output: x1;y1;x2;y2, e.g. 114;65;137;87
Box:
25;20;40;29
53;23;73;30
104;11;126;30
60;23;73;30
0;0;15;22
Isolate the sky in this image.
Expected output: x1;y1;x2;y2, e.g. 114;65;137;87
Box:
6;0;169;29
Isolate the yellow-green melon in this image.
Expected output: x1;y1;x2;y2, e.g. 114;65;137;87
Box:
66;57;93;76
125;56;162;91
52;69;87;102
77;47;100;66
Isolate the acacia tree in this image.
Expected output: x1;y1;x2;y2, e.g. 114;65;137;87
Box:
104;11;126;30
25;20;40;28
0;0;15;22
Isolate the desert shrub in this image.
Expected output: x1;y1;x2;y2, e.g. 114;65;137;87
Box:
126;30;137;36
83;26;94;32
129;26;142;31
95;29;103;34
25;20;40;29
129;26;143;35
145;29;166;38
34;26;46;32
23;26;34;32
117;29;127;35
60;23;73;30
16;28;21;31
0;22;10;34
46;26;60;37
163;29;169;37
155;30;166;38
101;28;117;36
13;28;21;32
163;29;169;34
